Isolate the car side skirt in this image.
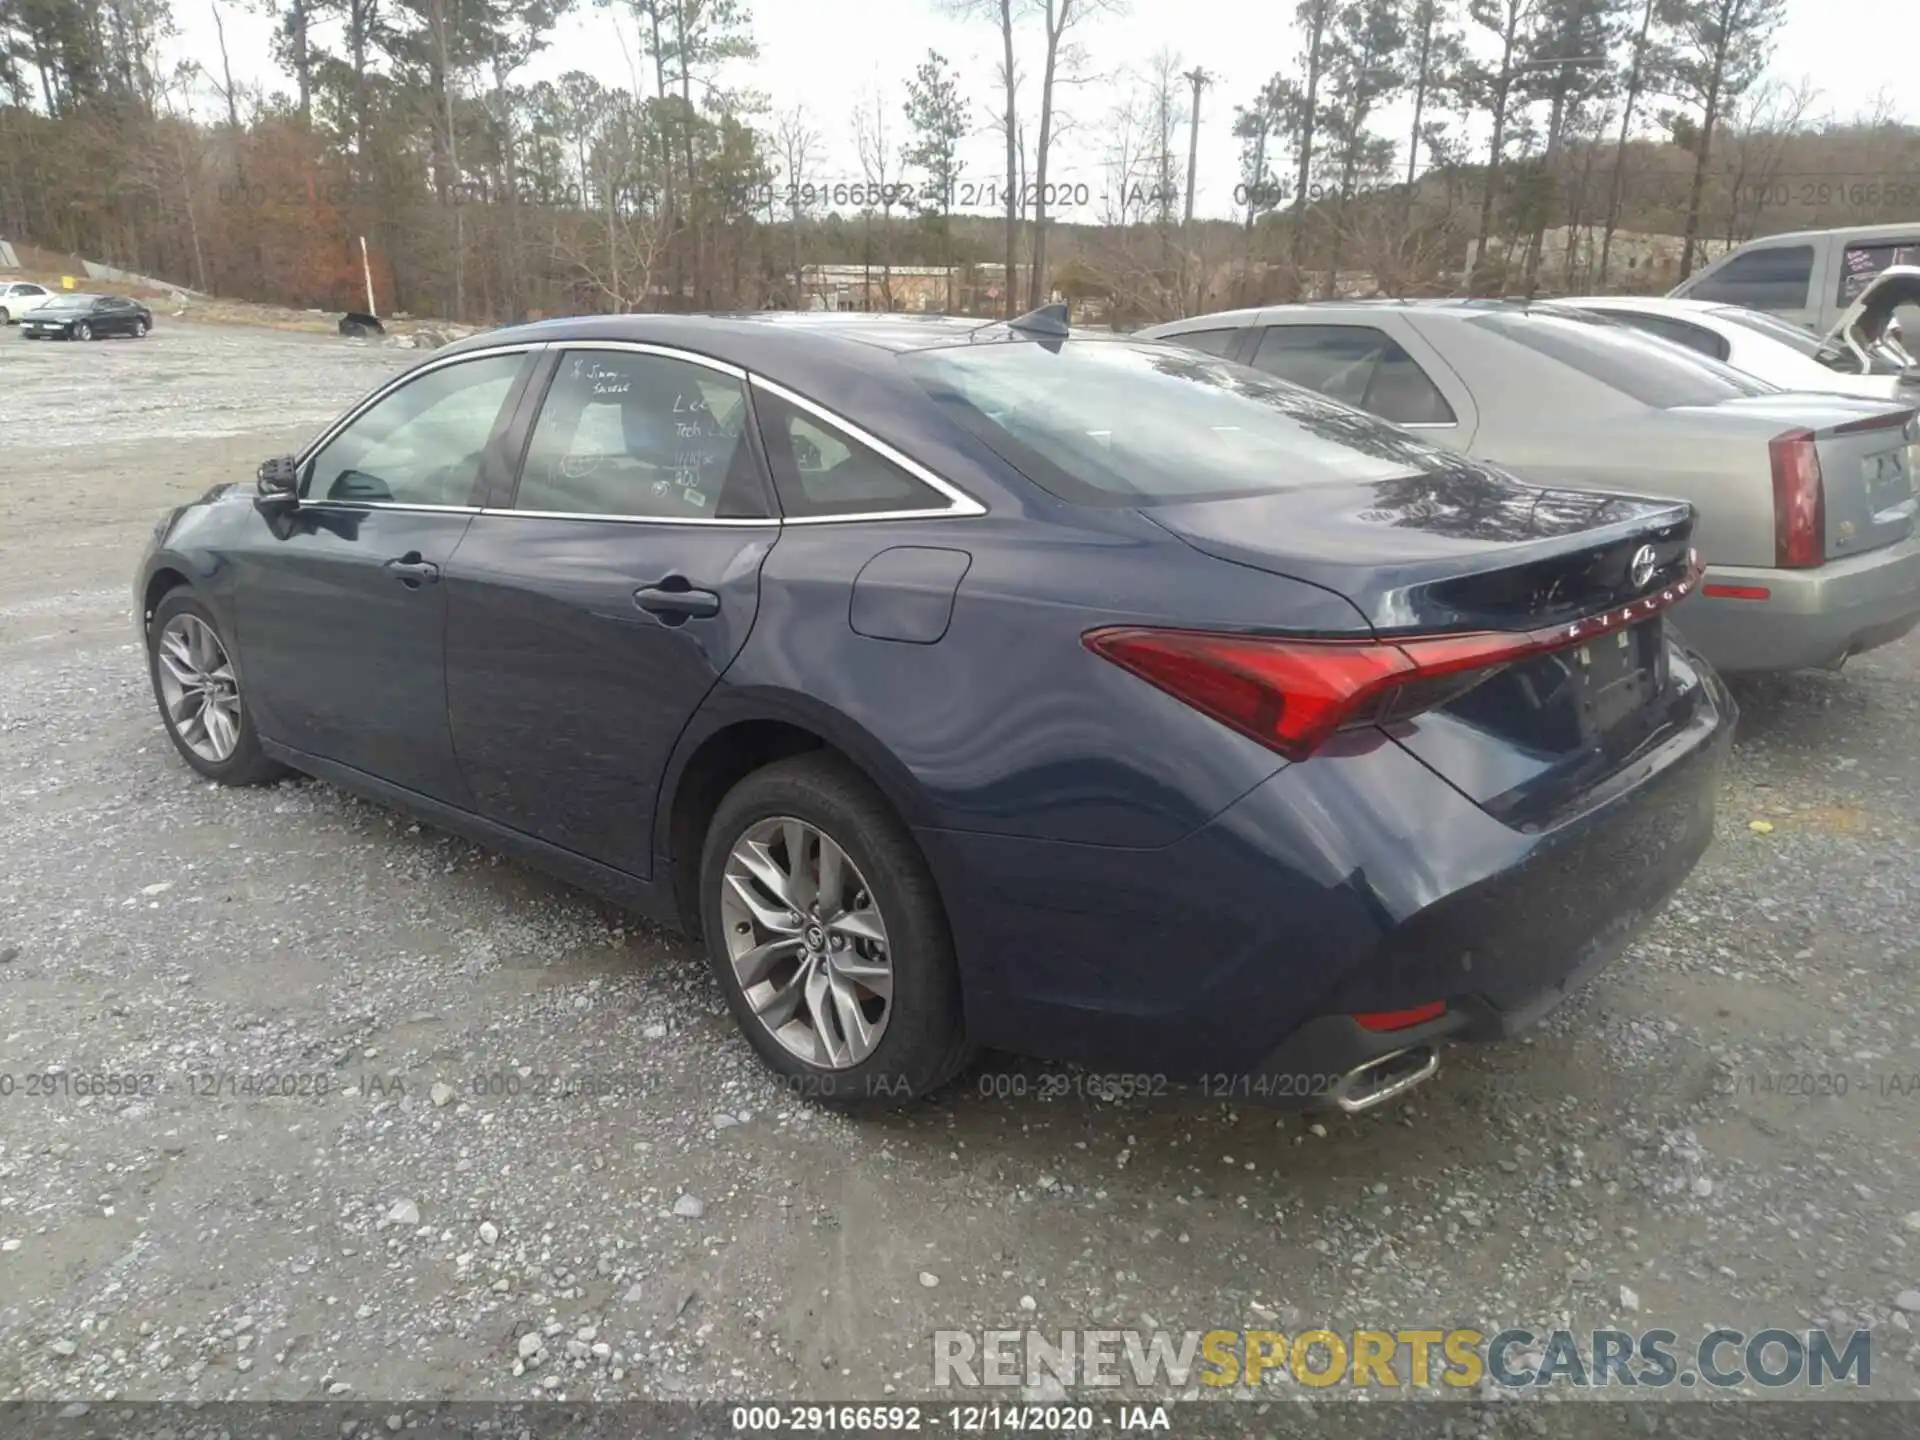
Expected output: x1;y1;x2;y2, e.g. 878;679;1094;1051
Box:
259;740;688;932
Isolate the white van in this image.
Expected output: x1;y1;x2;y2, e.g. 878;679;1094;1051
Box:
1669;222;1920;334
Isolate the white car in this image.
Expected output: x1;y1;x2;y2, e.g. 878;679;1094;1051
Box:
1558;277;1919;401
0;280;58;324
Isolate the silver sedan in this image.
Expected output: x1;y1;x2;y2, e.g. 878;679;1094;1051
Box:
1143;300;1920;674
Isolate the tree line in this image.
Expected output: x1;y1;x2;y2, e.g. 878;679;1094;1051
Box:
0;0;1913;324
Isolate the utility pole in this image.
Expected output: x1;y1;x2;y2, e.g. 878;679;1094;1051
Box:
1182;66;1211;226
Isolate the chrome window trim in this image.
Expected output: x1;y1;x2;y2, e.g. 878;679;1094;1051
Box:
546;338;749;380
297;500;483;515
1399;421;1458;431
750;375;988;521
296;342;550;468
290;339;988;528
475;507;777;528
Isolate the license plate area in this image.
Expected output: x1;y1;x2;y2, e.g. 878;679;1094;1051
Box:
1864;447;1914;517
1570;619;1665;738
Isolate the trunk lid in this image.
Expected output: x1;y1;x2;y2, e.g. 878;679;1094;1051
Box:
1143;456;1697;635
1143;458;1709;828
1672;393;1918;561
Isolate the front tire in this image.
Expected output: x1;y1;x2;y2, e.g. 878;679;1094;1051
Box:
699;754;971;1110
146;590;285;785
75;321;92;341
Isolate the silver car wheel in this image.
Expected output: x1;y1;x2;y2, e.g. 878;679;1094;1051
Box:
720;816;893;1069
155;613;242;763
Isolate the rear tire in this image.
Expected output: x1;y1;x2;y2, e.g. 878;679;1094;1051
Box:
146;590;286;786
699;754;972;1110
0;307;10;324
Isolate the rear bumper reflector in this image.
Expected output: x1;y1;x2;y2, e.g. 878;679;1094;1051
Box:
1703;583;1772;601
1353;1002;1448;1032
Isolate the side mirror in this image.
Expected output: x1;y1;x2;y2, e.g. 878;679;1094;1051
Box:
256;454;300;506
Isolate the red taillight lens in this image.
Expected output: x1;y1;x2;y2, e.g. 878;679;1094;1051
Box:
1085;555;1703;761
1354;1002;1447;1032
1769;428;1824;568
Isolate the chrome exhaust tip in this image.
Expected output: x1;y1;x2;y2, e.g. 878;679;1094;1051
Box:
1330;1044;1440;1114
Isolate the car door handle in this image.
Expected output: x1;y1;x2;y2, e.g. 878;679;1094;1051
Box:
384;554;441;586
633;583;720;620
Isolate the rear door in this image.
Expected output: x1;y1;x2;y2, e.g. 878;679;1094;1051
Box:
442;342;779;879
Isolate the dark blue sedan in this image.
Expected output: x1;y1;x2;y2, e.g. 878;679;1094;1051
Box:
135;309;1733;1113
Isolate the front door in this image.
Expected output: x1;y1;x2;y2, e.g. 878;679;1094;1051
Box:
233;348;534;804
444;343;778;878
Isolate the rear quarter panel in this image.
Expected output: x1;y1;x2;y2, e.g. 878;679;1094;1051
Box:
719;504;1374;849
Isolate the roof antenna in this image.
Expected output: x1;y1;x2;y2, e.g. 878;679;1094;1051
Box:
1008;302;1070;338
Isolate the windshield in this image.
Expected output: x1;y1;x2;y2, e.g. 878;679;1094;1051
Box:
896;338;1471;506
1470;309;1780;406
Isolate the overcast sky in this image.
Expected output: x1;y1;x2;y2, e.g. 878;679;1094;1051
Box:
170;0;1918;223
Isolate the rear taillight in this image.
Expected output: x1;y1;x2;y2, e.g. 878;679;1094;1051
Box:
1769;428;1825;568
1085;553;1702;762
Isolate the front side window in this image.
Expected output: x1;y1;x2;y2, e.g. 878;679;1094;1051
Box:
305;353;524;505
898;337;1469;507
1687;244;1815;312
1467;311;1777;407
1249;324;1457;425
754;387;951;519
514;350;763;520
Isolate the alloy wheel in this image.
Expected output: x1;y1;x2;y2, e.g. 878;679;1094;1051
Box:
720;816;893;1069
135;319;148;337
75;321;91;341
154;613;243;763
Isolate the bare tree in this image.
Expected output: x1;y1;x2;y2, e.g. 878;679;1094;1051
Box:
1026;0;1123;308
1659;0;1787;278
947;0;1025;316
773;104;820;306
855;81;907;308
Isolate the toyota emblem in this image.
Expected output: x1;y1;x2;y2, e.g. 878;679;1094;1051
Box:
1629;544;1657;590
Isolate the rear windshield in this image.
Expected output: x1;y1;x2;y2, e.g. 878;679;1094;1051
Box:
1713;305;1905;376
1468;309;1779;406
895;338;1461;506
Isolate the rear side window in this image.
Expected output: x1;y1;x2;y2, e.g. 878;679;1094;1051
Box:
1166;327;1241;358
1687;244;1814;312
1466;311;1777;407
1839;241;1920;303
753;388;952;519
1590;310;1730;361
1250;324;1456;425
897;338;1465;507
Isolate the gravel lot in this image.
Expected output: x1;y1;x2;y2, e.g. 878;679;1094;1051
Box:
3;319;1920;1414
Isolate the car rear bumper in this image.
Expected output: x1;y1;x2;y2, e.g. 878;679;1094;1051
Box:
922;666;1732;1097
1677;531;1920;671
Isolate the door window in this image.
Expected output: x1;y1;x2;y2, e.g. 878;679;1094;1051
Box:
513;350;764;520
1249;324;1457;425
754;388;953;518
305;352;524;506
1687;244;1814;312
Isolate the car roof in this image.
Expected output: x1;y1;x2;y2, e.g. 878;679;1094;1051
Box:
1715;222;1920;247
443;310;1022;359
